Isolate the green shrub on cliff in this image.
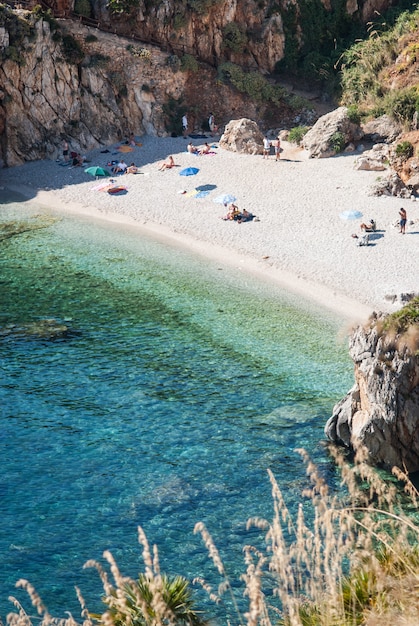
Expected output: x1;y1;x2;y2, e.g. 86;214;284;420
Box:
74;0;92;18
0;5;34;65
61;34;84;64
384;297;419;335
288;125;309;144
180;53;199;73
340;5;419;121
218;62;295;108
395;140;414;160
222;22;247;53
107;0;140;15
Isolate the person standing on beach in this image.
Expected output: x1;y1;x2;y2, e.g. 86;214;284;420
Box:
182;113;188;138
262;136;271;159
399;207;407;234
62;139;69;162
208;112;215;136
274;136;281;161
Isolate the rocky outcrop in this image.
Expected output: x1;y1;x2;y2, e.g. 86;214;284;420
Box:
354;144;390;171
325;311;419;473
368;171;411;198
91;0;396;74
302;106;364;158
0;12;288;167
219;118;264;155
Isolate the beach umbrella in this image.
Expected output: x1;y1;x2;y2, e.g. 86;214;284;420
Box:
214;193;236;205
339;210;363;220
196;184;217;191
179;167;199;176
85;166;111;178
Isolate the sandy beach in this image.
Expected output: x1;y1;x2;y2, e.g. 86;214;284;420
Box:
1;133;418;323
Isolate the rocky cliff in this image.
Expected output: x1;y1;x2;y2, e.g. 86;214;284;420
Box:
93;0;397;73
0;8;307;167
325;305;419;473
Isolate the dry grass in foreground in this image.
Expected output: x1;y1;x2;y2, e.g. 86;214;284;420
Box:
5;446;419;626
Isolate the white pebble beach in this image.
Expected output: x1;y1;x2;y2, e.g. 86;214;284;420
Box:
2;134;418;323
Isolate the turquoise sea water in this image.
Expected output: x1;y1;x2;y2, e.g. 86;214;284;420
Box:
0;192;353;623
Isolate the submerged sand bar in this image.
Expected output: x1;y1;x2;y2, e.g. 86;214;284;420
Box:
2;135;418;323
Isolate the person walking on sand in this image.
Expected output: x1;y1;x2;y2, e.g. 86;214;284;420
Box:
399;207;407;234
263;136;271;159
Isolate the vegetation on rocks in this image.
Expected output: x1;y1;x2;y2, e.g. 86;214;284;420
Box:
339;5;419;124
382;296;419;342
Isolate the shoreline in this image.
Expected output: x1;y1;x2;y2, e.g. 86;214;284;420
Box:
2;133;418;324
6;183;372;323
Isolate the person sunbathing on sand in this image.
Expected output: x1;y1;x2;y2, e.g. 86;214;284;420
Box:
200;142;211;154
187;142;199;155
126;162;139;174
222;204;241;221
158;155;177;171
360;219;376;232
237;209;255;223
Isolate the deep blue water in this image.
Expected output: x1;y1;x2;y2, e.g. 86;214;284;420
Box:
0;193;353;623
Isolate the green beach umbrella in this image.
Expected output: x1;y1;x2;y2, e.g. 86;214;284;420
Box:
85;166;111;178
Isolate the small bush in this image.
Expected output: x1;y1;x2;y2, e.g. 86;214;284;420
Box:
86;53;110;68
85;34;97;43
347;104;361;125
329;131;345;153
222;22;247;53
288;125;309;144
107;0;140;15
395;140;414;160
173;13;187;30
74;0;91;18
180;54;199;73
126;44;152;60
61;34;84;64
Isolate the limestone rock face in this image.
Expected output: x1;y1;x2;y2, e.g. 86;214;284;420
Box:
302;107;364;158
219;118;264;155
325;315;419;473
0;13;296;167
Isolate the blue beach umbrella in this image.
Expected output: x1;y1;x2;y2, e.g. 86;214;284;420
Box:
179;167;199;176
196;184;217;191
340;210;363;220
85;166;111;178
214;193;237;205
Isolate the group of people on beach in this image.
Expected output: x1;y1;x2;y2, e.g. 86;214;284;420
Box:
263;135;281;160
221;203;256;223
182;112;218;138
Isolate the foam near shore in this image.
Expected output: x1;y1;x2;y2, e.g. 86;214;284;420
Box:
2;134;418;323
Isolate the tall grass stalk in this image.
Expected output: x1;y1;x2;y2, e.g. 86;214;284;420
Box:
5;448;419;626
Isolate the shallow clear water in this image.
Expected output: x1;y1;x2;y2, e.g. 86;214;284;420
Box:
0;192;353;622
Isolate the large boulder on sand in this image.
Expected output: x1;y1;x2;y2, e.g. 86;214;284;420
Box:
219;118;264;155
302;106;364;158
361;115;402;143
355;143;390;171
